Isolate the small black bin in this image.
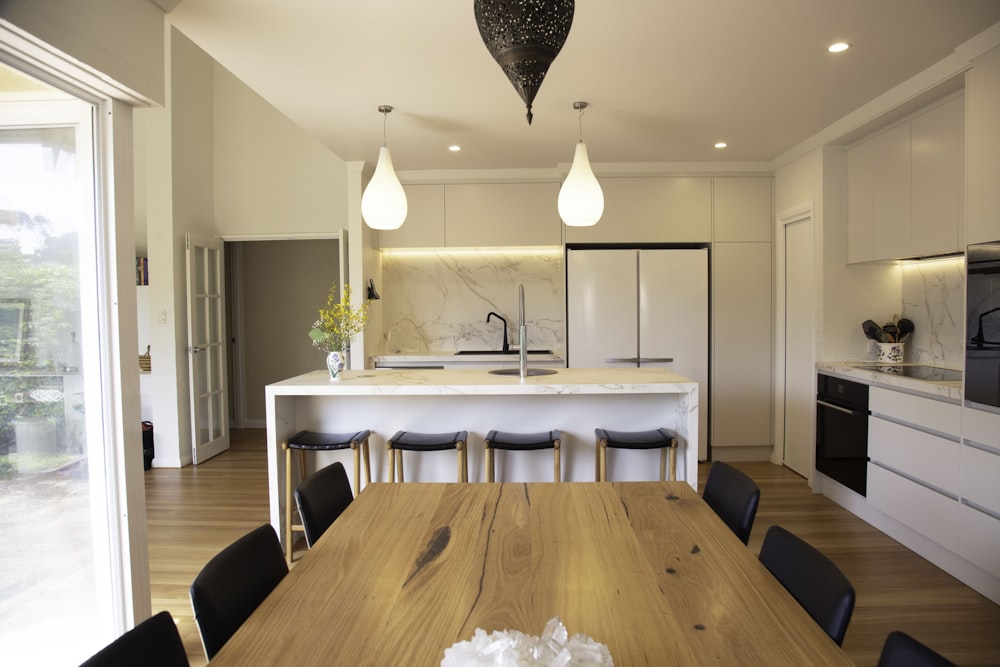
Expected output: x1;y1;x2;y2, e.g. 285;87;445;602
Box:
142;421;154;471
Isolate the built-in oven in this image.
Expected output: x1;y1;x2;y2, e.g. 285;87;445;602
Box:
816;374;870;496
966;240;1000;409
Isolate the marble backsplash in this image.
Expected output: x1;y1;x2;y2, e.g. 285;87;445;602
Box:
899;257;965;369
379;249;565;354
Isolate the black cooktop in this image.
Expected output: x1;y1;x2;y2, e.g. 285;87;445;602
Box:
856;364;962;382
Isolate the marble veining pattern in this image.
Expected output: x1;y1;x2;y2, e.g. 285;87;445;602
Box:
380;250;564;354
900;258;964;368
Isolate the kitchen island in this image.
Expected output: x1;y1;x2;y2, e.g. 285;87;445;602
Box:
265;367;699;549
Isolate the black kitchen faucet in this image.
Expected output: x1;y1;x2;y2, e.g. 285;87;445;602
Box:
486;311;509;353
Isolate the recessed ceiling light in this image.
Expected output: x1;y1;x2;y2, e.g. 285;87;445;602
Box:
828;42;850;53
714;142;727;149
448;144;461;152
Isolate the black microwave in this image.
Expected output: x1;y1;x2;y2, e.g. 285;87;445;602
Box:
966;240;1000;408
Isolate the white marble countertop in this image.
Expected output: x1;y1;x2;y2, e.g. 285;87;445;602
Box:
266;367;697;397
816;361;962;401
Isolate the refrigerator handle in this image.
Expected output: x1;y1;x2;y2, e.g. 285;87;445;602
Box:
605;357;641;363
637;357;674;364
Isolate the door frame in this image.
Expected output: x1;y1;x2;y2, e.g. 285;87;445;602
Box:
774;202;816;481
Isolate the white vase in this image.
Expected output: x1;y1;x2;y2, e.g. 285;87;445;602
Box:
326;350;345;380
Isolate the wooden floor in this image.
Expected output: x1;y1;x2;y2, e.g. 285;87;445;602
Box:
146;429;1000;666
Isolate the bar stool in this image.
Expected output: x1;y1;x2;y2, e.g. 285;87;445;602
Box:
484;429;561;482
282;429;371;564
386;430;468;482
595;428;678;482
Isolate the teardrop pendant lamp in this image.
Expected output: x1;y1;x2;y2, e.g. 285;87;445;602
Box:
558;101;603;226
361;105;408;230
474;0;574;125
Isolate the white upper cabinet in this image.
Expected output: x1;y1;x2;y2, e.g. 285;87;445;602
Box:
911;97;963;256
966;50;1000;246
713;178;772;242
564;177;712;243
445;182;561;247
846;96;963;262
377;184;445;248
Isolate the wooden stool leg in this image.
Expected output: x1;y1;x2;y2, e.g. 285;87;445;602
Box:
352;444;361;494
362;439;372;485
485;445;494;483
554;440;561;482
387;443;395;483
283;443;294;565
598;439;608;481
595;437;602;481
668;439;678;482
659;447;667;481
397;450;405;483
458;442;468;482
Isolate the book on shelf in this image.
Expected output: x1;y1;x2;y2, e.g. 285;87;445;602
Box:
136;257;149;285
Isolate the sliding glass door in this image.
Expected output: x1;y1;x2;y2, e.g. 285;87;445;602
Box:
0;63;123;664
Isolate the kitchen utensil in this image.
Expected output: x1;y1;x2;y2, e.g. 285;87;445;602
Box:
897;318;914;341
882;322;898;343
862;320;883;342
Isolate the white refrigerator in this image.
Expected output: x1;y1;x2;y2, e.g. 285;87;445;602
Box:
567;248;709;460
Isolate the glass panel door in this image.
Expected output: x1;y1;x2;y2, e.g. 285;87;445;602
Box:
0;64;119;664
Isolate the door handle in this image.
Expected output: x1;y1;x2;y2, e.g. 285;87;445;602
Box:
605;357;640;363
637;357;674;364
816;399;862;416
190;346;205;354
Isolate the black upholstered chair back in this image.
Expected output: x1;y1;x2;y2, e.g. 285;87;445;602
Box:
189;524;288;659
79;610;188;667
877;631;957;667
702;461;761;545
758;525;856;646
295;460;354;547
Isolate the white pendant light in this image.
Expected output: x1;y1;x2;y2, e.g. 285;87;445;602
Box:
362;105;407;230
558;101;603;227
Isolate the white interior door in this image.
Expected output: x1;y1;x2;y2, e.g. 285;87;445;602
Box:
782;215;815;477
567;249;637;367
187;233;229;464
640;249;709;459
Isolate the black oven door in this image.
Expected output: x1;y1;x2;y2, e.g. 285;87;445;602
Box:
815;375;870;496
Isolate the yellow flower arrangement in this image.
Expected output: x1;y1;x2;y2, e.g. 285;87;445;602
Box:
308;283;368;353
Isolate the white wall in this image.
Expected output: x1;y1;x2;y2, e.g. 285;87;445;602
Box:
211;62;349;237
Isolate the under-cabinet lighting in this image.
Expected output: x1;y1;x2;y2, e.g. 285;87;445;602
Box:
381;246;563;258
714;142;728;149
828;42;850;53
899;254;965;269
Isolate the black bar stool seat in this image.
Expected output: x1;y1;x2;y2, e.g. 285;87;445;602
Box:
484;429;561;482
595;427;678;481
387;430;468;482
282;429;371;564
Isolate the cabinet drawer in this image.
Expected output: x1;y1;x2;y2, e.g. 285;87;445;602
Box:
868;462;957;550
961;443;1000;514
869;386;961;436
869;417;959;495
963;406;1000;450
957;502;1000;578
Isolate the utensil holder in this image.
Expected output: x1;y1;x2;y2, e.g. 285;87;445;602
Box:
875;342;904;364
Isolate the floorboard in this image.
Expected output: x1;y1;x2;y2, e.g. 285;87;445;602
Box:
145;429;1000;666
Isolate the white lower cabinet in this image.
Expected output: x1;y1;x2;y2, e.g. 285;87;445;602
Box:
957;502;1000;579
867;462;957;550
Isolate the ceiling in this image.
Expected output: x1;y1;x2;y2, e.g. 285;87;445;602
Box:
168;1;1000;172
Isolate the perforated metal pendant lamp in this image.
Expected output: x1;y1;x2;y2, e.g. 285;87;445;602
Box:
474;0;575;125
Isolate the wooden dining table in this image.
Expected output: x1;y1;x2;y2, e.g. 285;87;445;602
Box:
208;481;854;665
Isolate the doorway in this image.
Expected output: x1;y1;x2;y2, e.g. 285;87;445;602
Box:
0;62;125;663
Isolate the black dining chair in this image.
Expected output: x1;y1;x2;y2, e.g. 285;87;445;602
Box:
758;525;856;646
877;631;957;667
79;610;189;667
702;461;760;545
294;460;354;548
189;524;288;660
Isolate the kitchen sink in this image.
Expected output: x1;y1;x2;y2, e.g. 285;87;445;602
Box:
487;368;558;376
454;349;552;355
